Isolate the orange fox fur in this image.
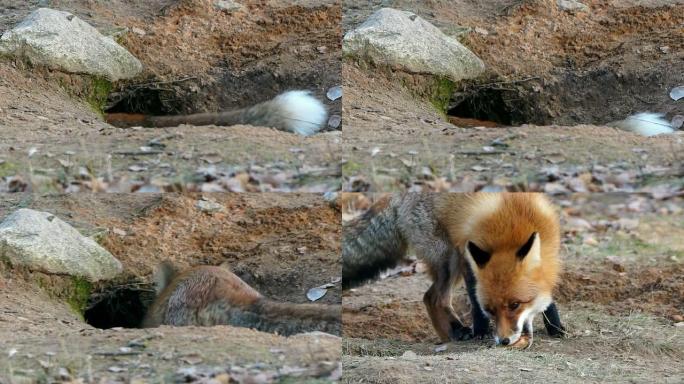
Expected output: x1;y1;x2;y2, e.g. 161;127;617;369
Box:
343;193;565;347
143;263;340;336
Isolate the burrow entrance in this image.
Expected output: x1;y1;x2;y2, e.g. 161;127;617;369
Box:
105;87;171;116
104;64;341;118
446;64;682;128
84;284;156;329
447;84;543;127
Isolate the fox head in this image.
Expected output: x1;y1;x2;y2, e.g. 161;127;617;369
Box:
465;231;556;347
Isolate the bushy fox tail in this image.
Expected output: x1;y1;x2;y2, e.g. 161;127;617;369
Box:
342;195;408;289
106;90;328;136
609;112;674;137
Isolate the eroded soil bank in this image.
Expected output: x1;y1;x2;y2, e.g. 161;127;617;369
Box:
0;193;341;383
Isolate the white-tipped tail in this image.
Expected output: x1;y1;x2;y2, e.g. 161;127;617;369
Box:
272;90;328;136
610;112;674;137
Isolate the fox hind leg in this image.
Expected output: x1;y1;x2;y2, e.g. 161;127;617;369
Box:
423;249;472;342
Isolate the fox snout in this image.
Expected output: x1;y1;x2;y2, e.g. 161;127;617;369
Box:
494;317;523;346
495;330;522;346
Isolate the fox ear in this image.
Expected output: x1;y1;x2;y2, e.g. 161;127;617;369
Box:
466;241;491;268
517;232;541;267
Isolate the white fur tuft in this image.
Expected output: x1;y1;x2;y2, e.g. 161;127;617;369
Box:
272;90;328;136
611;112;674;137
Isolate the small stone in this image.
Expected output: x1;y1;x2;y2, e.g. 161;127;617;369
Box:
112;228;127;236
544;182;569;195
557;0;589;13
128;164;148;172
306;287;327;302
214;0;243;12
131;27;146;36
57;367;71;380
670;115;684;129
401;350;417;359
474;27;489;36
471;165;490;172
196;199;225;214
326;85;342;101
606;256;625;272
566;217;592;232
181;354;203;365
328;114;341;129
545;154;566;164
670;86;684;101
616;218;639;231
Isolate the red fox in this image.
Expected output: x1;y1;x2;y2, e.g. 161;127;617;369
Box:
106;90;328;136
343;193;566;348
142;262;341;336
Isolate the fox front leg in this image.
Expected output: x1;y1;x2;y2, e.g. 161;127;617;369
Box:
463;264;491;339
521;317;534;349
543;302;566;337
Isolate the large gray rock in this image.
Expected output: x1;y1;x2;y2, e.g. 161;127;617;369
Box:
343;8;485;82
0;209;122;281
0;8;143;81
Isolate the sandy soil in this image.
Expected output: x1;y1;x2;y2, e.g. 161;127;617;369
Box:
0;193;341;383
0;0;342;192
341;193;684;383
341;0;684;192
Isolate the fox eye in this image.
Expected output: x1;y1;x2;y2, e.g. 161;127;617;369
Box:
509;302;520;311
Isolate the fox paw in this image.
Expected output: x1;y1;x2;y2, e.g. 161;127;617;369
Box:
472;324;492;339
546;323;567;338
449;324;473;341
509;334;532;349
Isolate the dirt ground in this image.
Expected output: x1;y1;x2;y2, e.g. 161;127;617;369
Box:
341;0;684;193
0;193;341;383
0;0;342;192
341;193;684;383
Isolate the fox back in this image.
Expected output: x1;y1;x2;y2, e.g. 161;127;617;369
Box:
142;265;262;328
142;264;341;336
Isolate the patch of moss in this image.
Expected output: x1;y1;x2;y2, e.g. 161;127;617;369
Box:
342;160;362;175
66;276;93;317
88;228;110;245
0;161;19;178
85;76;113;116
427;76;456;116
